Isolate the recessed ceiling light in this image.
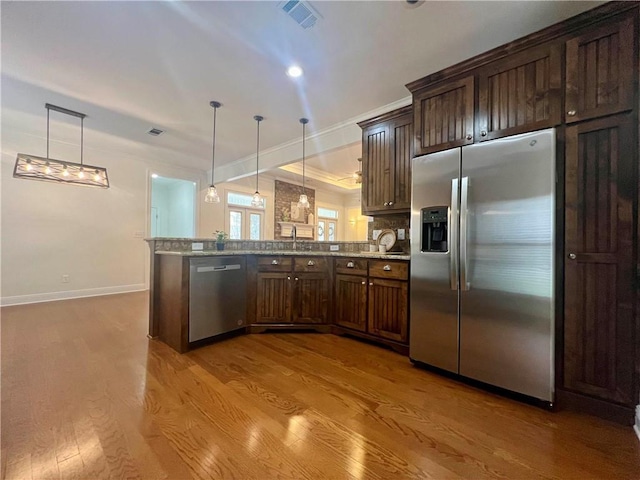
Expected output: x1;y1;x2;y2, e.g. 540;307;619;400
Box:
287;65;303;78
151;173;158;178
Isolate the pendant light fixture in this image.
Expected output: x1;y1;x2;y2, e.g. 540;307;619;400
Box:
297;117;310;209
204;101;221;203
13;103;109;188
251;115;265;208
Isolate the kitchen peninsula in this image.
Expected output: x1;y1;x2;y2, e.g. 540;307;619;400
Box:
147;238;410;355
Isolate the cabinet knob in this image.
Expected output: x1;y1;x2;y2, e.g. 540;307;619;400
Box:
388;201;394;206
271;259;279;265
361;281;366;285
383;265;391;271
567;110;576;117
287;276;291;280
307;260;315;266
466;134;473;140
346;261;355;268
369;282;374;286
568;253;576;260
383;202;389;206
295;277;299;281
481;130;487;137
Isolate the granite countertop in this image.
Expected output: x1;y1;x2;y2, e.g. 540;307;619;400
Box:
155;250;410;261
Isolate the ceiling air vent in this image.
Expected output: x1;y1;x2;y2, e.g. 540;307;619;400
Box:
147;128;164;136
279;0;322;30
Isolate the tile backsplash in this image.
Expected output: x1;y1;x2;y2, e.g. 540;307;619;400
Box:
367;213;410;253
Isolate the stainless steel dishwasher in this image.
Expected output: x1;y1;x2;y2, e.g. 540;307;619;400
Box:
189;256;246;342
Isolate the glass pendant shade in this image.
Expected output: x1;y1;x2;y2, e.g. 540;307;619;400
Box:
204;185;220;203
205;101;222;204
251;191;264;208
297;193;309;209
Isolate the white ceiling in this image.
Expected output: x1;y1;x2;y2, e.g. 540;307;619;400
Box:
2;1;603;191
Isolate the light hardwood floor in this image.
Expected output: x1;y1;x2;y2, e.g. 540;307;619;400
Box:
2;291;638;479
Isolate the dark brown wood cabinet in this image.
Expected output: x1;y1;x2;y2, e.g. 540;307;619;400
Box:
254;256;330;326
562;114;636;409
367;260;409;343
368;279;408;343
333;258;409;349
565;15;635;123
359;106;413;215
334;274;367;332
334;258;368;332
477;43;562;141
412;76;475;156
256;272;291;323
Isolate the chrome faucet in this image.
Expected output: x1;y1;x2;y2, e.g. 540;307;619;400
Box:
291;224;297;251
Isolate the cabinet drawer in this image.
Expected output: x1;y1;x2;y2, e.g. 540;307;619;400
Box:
335;258;368;275
294;257;328;273
257;256;292;272
369;260;408;280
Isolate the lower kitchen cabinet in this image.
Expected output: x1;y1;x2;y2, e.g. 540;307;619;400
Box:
368;278;408;342
256;272;291;323
253;256;331;327
335;274;367;332
293;273;330;323
333;258;409;351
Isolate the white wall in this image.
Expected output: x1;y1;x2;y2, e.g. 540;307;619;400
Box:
1;127;209;305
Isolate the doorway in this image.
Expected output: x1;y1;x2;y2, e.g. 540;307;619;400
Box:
150;175;197;237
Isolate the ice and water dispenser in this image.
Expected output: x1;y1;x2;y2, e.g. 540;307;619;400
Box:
421;206;448;252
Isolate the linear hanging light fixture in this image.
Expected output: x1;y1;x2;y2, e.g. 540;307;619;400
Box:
297;117;310;209
251;115;265;208
204;100;222;203
13;103;109;188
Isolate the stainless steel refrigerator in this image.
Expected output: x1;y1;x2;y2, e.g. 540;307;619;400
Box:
410;128;555;403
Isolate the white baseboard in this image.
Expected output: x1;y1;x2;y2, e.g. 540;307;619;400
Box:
0;284;147;306
635;406;640;442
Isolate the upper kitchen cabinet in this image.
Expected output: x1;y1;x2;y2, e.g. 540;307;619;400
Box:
411;76;475;156
565;15;636;123
477;44;562;141
359;105;413;215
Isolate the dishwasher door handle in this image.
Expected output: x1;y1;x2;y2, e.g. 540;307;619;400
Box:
196;264;242;273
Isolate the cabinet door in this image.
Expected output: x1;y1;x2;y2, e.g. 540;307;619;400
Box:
565;16;635;123
368;279;408;343
361;123;392;214
334;274;367;332
564;114;636;406
389;113;413;211
413;76;475;156
256;272;291;323
292;273;330;324
477;43;561;141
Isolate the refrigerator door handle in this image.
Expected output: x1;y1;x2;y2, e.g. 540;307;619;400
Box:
460;176;470;291
450;178;459;290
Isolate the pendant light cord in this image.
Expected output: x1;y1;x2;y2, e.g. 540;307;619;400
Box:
302;121;306;194
46;108;50;159
80;116;84;166
256;118;260;192
211;105;217;185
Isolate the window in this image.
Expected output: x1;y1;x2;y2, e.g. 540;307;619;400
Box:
317;207;338;241
226;191;265;240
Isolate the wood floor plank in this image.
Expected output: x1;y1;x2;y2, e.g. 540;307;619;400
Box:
2;292;639;480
